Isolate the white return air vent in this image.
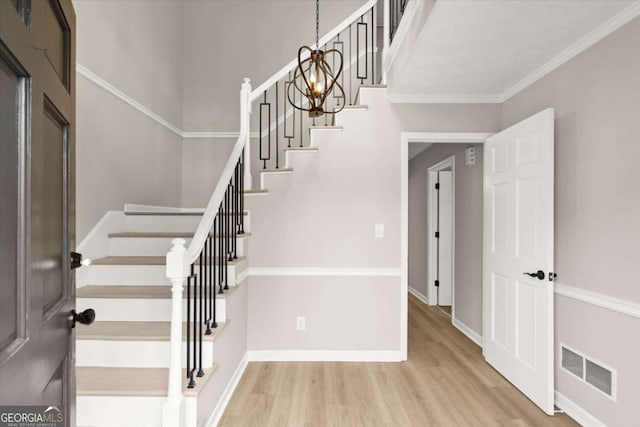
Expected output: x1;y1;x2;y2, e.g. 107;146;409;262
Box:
561;344;617;400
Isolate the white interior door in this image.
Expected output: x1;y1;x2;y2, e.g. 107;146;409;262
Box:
437;171;453;306
483;108;555;415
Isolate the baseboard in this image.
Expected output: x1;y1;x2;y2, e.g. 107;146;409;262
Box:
247;350;402;362
555;391;607;427
205;352;249;427
452;317;483;348
408;286;429;305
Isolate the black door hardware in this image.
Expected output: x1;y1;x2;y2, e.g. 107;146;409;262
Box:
71;252;83;269
70;309;95;328
523;270;545;280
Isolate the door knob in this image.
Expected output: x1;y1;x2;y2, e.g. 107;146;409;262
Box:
71;308;95;328
523;270;545;280
70;252;91;270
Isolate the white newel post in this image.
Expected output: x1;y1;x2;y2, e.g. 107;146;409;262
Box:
242;78;253;191
382;0;390;84
162;238;189;427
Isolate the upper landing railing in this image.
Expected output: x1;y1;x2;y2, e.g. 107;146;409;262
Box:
162;1;415;425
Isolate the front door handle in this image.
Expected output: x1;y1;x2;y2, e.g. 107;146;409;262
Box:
70;309;95;328
523;270;545;280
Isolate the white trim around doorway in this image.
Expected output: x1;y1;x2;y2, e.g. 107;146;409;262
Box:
400;132;493;360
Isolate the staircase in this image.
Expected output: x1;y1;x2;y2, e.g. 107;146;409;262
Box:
75;210;250;426
71;0;415;425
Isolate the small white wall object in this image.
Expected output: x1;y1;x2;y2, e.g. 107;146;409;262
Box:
465;146;476;165
375;224;385;238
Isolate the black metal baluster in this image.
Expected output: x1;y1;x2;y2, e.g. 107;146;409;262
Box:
187;265;195;388
357;16;368;84
240;148;244;234
197;252;204;377
224;186;229;290
285;71;294;148
259;91;271;169
218;206;224;295
275;82;280;168
371;7;375;85
299;89;303;147
349;24;353;105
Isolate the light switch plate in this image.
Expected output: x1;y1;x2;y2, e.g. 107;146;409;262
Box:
375;224;384;238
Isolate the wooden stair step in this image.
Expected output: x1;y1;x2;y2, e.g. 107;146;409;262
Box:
124;211;204;216
260;168;293;173
77;284;241;300
76;366;216;397
244;189;269;195
285;146;319;151
108;232;251;239
334;105;368;111
91;256;246;266
309;125;343;131
76;320;228;341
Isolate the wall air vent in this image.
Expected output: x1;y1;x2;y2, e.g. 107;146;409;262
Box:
561;344;616;400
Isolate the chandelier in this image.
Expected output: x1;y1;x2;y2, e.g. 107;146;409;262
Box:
287;0;345;117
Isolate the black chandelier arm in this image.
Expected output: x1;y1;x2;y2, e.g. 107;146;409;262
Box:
286;80;316;114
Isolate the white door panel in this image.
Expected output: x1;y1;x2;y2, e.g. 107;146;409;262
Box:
483;108;555;415
438;172;453;306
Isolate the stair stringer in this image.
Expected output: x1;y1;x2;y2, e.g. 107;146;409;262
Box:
245;87;403;357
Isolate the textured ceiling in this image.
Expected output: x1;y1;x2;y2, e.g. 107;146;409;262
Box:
388;0;637;100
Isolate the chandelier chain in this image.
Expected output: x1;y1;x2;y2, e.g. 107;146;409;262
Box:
315;0;320;48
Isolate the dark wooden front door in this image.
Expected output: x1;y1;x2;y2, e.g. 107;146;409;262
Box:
0;0;76;424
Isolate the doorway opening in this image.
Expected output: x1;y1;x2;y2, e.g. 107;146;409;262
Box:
427;156;454;318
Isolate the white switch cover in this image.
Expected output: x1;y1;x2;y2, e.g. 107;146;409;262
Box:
375;224;384;238
296;316;306;331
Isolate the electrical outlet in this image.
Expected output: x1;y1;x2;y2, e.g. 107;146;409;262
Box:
296;316;306;331
375;223;384;238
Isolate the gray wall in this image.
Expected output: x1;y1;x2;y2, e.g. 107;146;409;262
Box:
74;0;184;239
501;16;640;427
182;0;369;132
408;144;484;334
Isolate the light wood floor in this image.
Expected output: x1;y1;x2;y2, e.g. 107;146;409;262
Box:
219;295;578;426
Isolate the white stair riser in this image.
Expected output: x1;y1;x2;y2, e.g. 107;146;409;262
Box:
260;171;294;190
77;395;165;427
124;215;201;232
77;340;214;369
87;261;246;286
77;298;226;323
109;237;247;257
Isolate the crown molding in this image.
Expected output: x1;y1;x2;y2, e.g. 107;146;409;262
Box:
499;1;640;102
387;2;640;105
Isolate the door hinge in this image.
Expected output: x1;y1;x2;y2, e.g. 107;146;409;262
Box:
435;231;440;238
435;280;440;287
435;183;440;190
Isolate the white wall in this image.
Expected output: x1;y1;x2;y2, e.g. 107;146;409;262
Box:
74;0;184;239
501;16;640;427
408;144;484;334
245;89;500;355
182;0;369;132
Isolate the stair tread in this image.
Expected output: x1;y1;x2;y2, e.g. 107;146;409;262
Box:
124;211;204;216
108;232;251;239
334;105;368;111
309;125;343;130
77;320;229;341
244;189;269;194
261;168;293;173
77;284;241;299
76;366;216;397
92;256;246;266
284;146;318;151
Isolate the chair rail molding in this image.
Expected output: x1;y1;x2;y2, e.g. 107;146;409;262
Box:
248;267;401;277
77;63;256;140
555;282;640;319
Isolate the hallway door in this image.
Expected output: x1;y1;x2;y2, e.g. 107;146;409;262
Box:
0;0;76;423
483;108;555;415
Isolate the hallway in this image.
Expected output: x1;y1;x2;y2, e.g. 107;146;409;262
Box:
219;294;578;426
